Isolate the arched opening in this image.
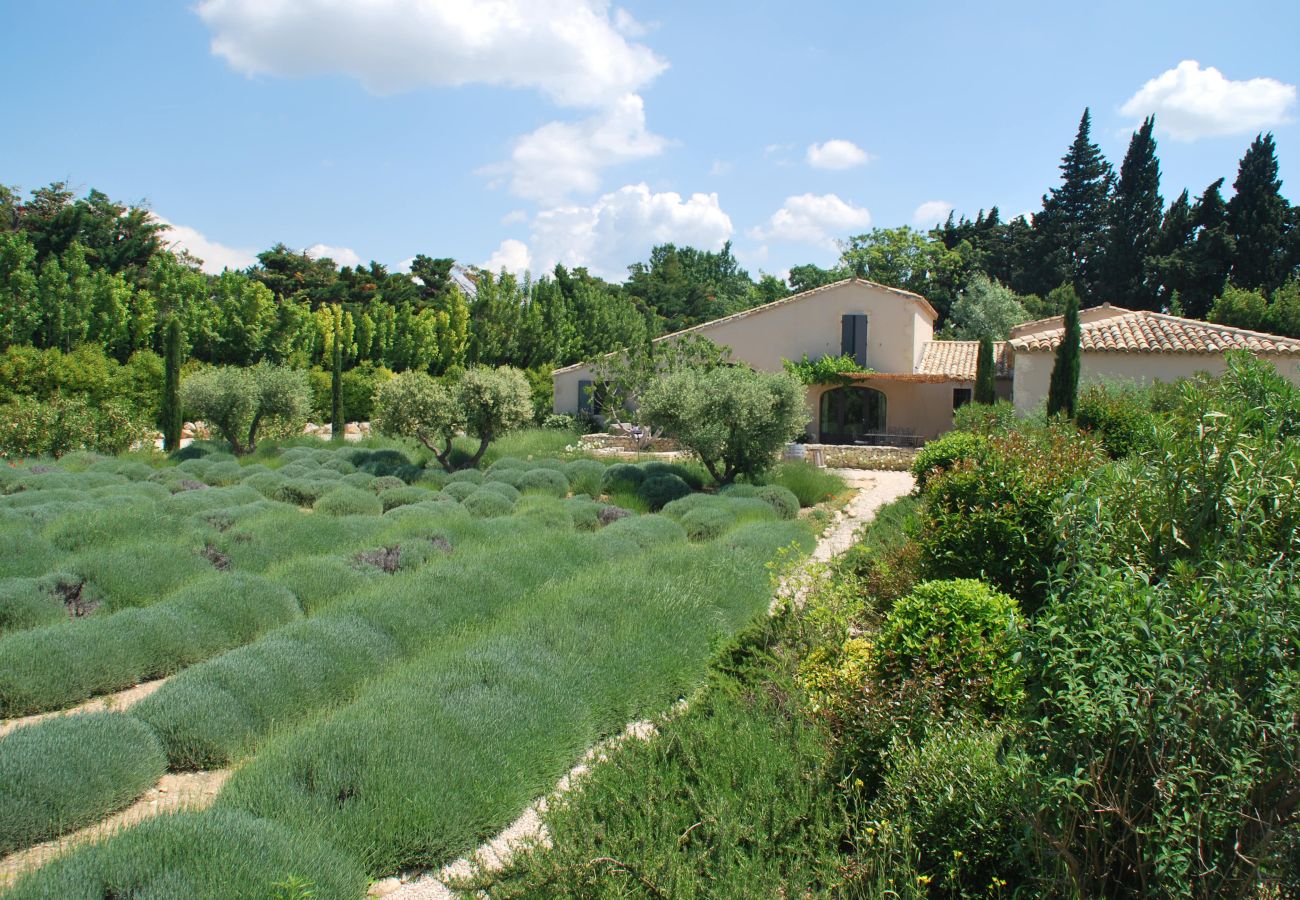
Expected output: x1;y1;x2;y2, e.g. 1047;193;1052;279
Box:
819;386;886;443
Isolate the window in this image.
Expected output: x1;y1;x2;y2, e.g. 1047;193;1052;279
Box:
840;314;868;367
819;386;886;443
953;388;972;410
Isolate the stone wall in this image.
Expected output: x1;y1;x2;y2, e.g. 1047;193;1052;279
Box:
804;443;917;471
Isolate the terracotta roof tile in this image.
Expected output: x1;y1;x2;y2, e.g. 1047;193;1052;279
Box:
1009;308;1300;356
917;341;1011;379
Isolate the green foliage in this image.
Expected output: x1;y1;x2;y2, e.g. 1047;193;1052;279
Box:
560;458;605;496
946;272;1029;340
1046;285;1081;417
877;579;1024;715
636;473;692;510
600;462;645;493
755;484;800;519
764;461;845;507
1074;380;1158;457
515;467;569;497
313;486;383;517
330;326;343;440
0;393;149;458
180;364;311;454
919;425;1105;611
640;366;807;484
5;809;367;900
679;505;737;541
640;460;705;490
951;398;1017;435
973;334;997;404
782;352;872;385
162;317;183;451
0;713;166;855
461;489;515;518
911;431;988;493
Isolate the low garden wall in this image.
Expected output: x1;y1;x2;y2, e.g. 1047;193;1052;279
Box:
802;443;918;471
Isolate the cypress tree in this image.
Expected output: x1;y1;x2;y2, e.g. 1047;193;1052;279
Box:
1228;133;1289;292
161;317;183;452
1187;179;1235;317
1101;116;1163;309
973;334;997;405
1148;188;1195;311
1046;286;1081;418
330;328;344;442
1031;109;1115;303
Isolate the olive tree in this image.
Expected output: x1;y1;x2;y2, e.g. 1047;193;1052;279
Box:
180;363;311;454
372;365;532;471
639;366;807;485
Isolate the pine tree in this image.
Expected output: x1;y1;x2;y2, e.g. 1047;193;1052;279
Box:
1101;116;1163;309
331;325;344;442
1047;287;1081;418
974;334;997;405
1031;109;1115;303
161;317;183;452
1228;133;1290;291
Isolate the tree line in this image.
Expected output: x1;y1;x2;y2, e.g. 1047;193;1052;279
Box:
2;108;1296;398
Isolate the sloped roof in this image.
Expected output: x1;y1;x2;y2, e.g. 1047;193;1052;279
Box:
1009;305;1300;356
552;278;939;375
917;340;1012;379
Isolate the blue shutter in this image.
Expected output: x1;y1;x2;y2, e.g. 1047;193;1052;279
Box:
577;379;593;414
841;315;854;357
854;314;868;367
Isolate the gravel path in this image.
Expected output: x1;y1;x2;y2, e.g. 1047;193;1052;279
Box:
0;678;167;739
374;469;916;899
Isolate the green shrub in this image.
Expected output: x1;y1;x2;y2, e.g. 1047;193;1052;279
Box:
877;579;1024;716
680;506;737;541
181;364;311;454
601;514;686;549
1074;381;1157;458
562;497;602;530
0;573;302;717
377;485;434;511
516;467;569;498
835;496;923;608
911;430;988;493
462;490;515;518
5;808;368;900
919;425;1105;611
561;458;606;495
951;399;1018;435
765;461;844;507
637;473;692;510
314;487;383;517
866;723;1031;896
445;468;484;485
0;575;78;634
68;540;211;612
659;492;715;520
755;484;800;520
641;460;705;490
441;482;479;502
478;480;521;503
201;460;248;487
0;713;167;855
341;471;378;491
720;482;759;498
600;462;645;493
0;395;150;458
484;467;523;489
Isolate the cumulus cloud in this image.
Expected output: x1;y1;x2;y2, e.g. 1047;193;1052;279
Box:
507;183;732;279
483;238;532;276
1120;60;1296;140
306;243;362;267
153;216;257;274
748;193;871;247
194;0;666;108
500;209;528;225
480;93;668;203
912;200;954;227
806;139;871;170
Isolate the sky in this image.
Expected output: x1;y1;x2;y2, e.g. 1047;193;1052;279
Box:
2;1;1298;283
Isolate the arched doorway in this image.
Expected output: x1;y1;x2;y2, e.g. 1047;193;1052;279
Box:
819;386;886;443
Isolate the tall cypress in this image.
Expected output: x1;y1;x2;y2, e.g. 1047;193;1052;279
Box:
161;317;183;452
973;334;997;405
1047;287;1081;418
1228;133;1289;292
1148;189;1195;311
1188;179;1236;317
330;328;344;442
1102;116;1163;309
1031;109;1115;304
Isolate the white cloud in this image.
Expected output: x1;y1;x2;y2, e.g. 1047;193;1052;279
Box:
480;93;668;203
500;209;528;225
195;0;666;109
806;139;871;170
748;193;871;247
153;216;257;274
483;238;533;276
306;243;361;267
1120;60;1296;140
912;200;954;227
613;7;648;38
522;183;733;279
709;160;733;176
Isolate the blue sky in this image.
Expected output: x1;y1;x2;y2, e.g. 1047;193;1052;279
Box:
2;1;1297;282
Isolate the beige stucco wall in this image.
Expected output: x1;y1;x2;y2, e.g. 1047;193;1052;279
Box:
1012;351;1300;415
807;377;1010;441
552;281;935;414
